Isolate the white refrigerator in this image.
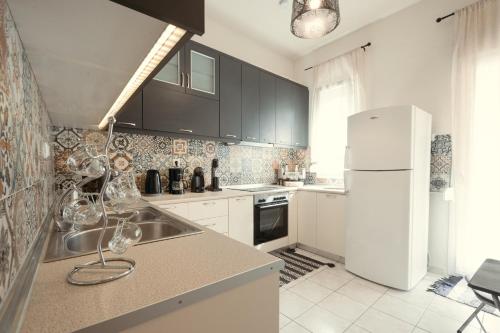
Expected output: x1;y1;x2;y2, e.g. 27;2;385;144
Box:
344;105;432;290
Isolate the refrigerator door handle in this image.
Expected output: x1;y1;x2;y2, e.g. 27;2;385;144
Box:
344;171;351;194
344;146;351;170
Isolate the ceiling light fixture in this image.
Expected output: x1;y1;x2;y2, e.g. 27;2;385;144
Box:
98;24;186;129
291;0;340;39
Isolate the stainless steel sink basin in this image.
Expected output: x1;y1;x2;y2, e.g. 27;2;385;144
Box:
44;206;203;262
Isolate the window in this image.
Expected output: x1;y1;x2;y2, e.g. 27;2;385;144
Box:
311;82;352;179
309;49;365;181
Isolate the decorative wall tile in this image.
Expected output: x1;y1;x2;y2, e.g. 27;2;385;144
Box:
173;139;188;155
430;134;452;192
0;1;54;308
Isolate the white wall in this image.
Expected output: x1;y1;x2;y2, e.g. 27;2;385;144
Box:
294;0;479;274
193;16;295;81
294;0;478;134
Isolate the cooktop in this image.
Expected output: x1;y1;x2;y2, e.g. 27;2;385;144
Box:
235;186;282;192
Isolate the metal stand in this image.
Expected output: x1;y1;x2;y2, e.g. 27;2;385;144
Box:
67;117;136;286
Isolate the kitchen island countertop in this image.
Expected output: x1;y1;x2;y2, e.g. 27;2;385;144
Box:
21;215;283;333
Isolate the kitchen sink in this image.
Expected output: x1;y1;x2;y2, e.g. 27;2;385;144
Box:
44;206;203;262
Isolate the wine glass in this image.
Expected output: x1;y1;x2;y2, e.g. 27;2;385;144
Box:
105;172;142;254
67;145;106;177
62;190;102;226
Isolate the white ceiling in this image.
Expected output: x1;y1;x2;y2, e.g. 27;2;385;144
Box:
7;0;167;128
205;0;422;59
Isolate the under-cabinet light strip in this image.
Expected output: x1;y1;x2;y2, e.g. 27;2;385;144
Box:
98;24;186;129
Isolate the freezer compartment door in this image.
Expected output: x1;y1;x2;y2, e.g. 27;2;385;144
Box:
345;170;413;290
347;106;414;170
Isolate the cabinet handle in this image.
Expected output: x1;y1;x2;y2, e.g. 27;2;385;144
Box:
116;122;136;127
235;197;247;201
187;73;191;89
180;72;185;87
326;194;337;198
295;142;301;146
179;129;193;133
205;223;217;228
202;202;216;206
225;134;237;138
245;136;257;140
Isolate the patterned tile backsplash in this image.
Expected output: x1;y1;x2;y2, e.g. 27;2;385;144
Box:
0;1;53;308
53;127;310;193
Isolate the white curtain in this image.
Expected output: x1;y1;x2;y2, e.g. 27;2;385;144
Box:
451;0;500;275
310;49;366;179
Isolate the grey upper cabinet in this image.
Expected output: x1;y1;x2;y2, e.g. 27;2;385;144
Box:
293;85;309;148
153;49;187;94
259;72;276;144
143;80;219;138
150;41;219;100
185;42;219;100
276;79;294;146
115;91;142;129
242;64;260;142
220;55;242;140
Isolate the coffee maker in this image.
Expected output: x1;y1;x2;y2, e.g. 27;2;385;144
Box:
191;167;205;193
206;159;222;192
168;161;184;195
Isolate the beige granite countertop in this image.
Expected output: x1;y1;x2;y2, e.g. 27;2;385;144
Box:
21;221;282;332
143;185;344;205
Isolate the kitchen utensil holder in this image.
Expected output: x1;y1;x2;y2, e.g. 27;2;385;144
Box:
66;117;136;286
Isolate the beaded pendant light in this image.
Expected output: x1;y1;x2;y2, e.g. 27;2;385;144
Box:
291;0;340;39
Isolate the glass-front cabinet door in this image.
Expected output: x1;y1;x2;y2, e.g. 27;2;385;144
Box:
152;49;186;93
185;42;219;100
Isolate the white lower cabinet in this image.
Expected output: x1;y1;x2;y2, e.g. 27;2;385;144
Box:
297;191;317;248
188;199;228;221
316;193;345;257
297;191;346;257
228;196;254;246
288;191;298;245
196;216;229;233
157;203;189;219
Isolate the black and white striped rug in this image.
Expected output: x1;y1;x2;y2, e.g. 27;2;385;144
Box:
270;248;335;287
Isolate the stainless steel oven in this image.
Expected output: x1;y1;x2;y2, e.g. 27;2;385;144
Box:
254;192;288;246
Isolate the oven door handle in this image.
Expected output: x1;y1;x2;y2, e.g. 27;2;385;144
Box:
255;201;288;209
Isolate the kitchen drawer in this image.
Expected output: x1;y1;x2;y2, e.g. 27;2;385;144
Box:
196;216;228;233
157;203;189;219
188;199;228;221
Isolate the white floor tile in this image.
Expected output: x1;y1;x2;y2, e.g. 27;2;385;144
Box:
417;309;480;333
280;313;292;329
337;279;384;306
327;264;356;281
412;328;429;333
318;292;368;321
482;312;500;332
286;276;309;290
296;305;351;333
308;269;352;291
344;325;370;333
373;294;426;325
280;290;315;319
356;308;414;333
386;281;436;308
289;280;333;303
280;321;312;333
353;277;389;294
427;296;481;324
